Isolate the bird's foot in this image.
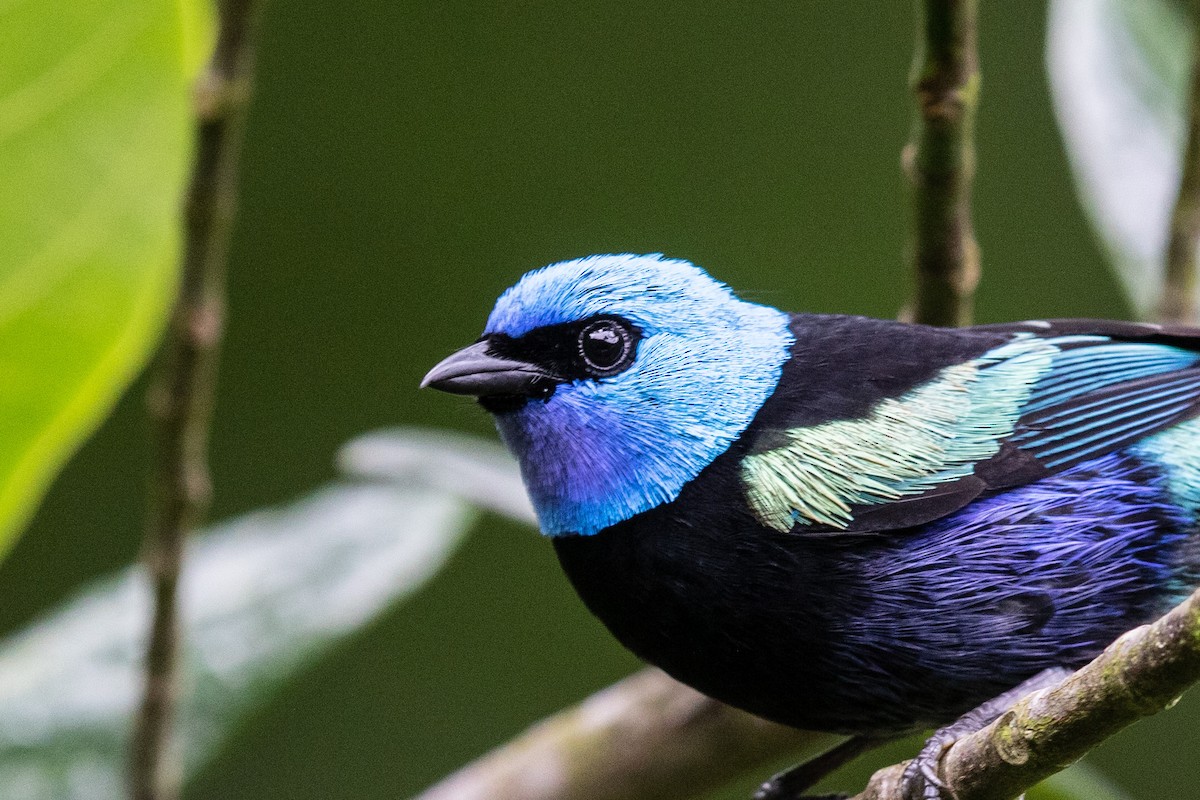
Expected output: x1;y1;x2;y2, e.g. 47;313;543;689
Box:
898;730;954;800
898;667;1073;800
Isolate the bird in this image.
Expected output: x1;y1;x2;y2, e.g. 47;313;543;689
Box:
421;253;1200;800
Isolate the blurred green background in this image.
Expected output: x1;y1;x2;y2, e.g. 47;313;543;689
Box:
4;1;1197;798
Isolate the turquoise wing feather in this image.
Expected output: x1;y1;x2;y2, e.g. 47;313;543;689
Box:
741;324;1200;533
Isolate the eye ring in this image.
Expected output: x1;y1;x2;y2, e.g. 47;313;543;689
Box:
577;318;636;377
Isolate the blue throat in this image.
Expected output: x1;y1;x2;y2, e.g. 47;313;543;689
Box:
484;254;794;537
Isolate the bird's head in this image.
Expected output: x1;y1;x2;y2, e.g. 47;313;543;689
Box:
423;254;793;536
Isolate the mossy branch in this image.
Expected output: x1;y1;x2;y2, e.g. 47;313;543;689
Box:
851;586;1200;800
414;587;1200;800
905;0;980;327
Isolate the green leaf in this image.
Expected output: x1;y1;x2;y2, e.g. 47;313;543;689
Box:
0;479;476;797
1047;0;1193;315
1029;761;1133;800
0;0;210;558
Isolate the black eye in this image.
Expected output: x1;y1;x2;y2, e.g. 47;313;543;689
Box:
577;318;635;376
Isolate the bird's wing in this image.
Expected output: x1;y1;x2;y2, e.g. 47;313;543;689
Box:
741;319;1200;534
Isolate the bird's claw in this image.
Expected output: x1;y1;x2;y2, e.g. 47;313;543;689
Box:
899;732;954;800
896;667;1073;800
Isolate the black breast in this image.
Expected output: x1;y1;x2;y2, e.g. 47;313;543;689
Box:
552;450;889;733
551;439;1184;736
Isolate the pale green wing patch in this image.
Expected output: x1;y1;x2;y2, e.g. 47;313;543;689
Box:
741;338;1057;532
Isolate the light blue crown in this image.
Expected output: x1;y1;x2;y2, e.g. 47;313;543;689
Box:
485;254;793;536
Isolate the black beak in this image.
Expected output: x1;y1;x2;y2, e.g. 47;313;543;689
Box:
420;340;558;397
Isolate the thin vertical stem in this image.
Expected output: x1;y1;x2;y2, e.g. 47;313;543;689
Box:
128;2;264;799
904;0;981;327
1159;2;1200;325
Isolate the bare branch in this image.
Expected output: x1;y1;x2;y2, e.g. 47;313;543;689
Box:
1159;0;1200;324
128;2;265;799
906;0;981;327
413;668;832;800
